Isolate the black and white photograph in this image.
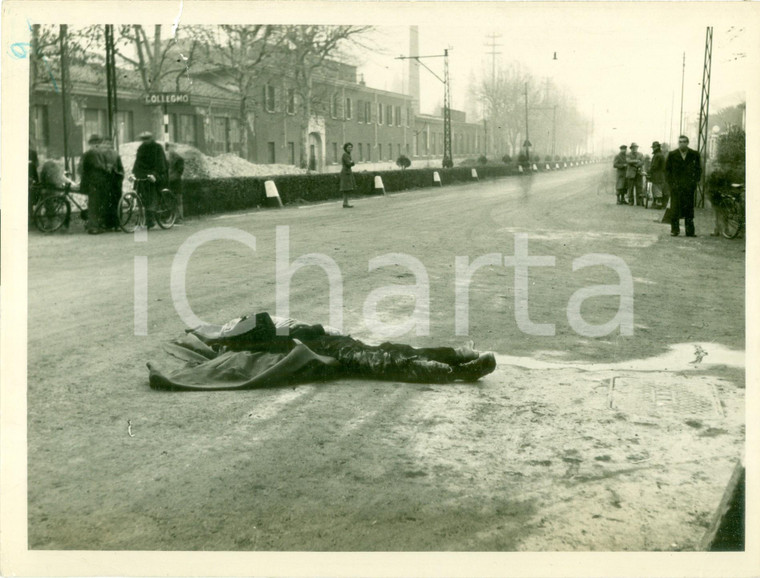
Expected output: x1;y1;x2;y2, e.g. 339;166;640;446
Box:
1;1;758;576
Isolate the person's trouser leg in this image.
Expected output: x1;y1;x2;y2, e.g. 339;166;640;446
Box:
671;216;680;235
685;218;695;237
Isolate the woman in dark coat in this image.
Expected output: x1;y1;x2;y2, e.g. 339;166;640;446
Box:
339;142;355;208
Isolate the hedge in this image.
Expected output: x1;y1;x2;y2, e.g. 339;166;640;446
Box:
181;162;556;218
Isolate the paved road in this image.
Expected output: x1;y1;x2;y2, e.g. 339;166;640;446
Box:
27;164;745;552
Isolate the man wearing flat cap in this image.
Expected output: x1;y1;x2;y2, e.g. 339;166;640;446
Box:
613;145;628;204
132;131;168;228
648;141;666;209
79;134;111;234
625;142;644;205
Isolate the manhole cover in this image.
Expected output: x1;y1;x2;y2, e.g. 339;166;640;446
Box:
607;375;724;419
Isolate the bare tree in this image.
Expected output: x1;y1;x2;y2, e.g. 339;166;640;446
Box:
193;25;275;160
474;62;542;157
278;25;373;169
115;25;192;135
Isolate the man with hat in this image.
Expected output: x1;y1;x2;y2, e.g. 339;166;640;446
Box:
625;142;644;205
613;145;628;204
648;141;666;209
132;131;168;228
665;135;701;237
79;134;112;234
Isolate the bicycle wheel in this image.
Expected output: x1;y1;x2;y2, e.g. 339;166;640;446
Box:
155;188;176;229
118;192;144;233
34;195;70;233
722;198;743;239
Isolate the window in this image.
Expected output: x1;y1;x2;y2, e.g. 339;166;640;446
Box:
357;99;364;122
358;143;363;162
332;142;338;163
169;113;195;147
288;142;295;165
377;103;383;125
228;118;241;152
397;144;402;159
388;144;393;161
84;109;107;144
287;89;296;114
345;97;352;120
378;143;382;160
267;142;276;164
364;101;371;124
32;105;49;147
211;116;229;154
406;143;410;156
332;94;341;119
264;84;276;113
395;106;402;127
387;105;393;126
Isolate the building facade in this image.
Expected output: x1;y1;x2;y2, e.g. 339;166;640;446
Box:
31;56;486;171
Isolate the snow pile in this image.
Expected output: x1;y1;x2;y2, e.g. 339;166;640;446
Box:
118;141;306;186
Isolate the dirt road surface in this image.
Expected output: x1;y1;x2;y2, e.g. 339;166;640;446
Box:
27;164;745;551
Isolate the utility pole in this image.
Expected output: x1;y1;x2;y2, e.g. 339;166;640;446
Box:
104;24;119;150
59;25;71;176
679;52;686;135
696;27;713;208
484;32;501;154
396;49;453;168
523;82;531;161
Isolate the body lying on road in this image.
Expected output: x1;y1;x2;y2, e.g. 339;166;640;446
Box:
147;312;496;391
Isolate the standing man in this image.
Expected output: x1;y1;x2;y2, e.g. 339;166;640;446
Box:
132;131;168;228
167;143;185;223
665;135;701;237
625;142;644;205
79;134;111;234
648;141;666;209
99;138;125;230
613;145;628;205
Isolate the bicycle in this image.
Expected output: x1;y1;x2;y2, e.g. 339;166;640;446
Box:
721;184;745;239
118;176;177;233
32;181;88;233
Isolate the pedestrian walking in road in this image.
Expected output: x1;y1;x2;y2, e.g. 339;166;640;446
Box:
29;148;40;223
340;142;355;208
665;135;701;237
626;143;644;205
167;143;185;222
648;141;666;209
613;145;628;204
132;131;168;228
79;134;112;234
98;139;125;230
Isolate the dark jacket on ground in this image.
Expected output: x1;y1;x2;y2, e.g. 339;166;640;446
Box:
666;148;701;219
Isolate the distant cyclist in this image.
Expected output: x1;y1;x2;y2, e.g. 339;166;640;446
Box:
132;131;168;228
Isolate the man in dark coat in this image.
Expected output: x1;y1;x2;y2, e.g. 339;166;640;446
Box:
648;141;666;209
625;142;644;205
167;143;185;222
99;140;125;230
132;131;168;228
665;135;701;237
339;142;355;208
613;145;628;204
79;134;112;234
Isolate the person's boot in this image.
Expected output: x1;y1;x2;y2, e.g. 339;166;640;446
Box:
452;353;497;382
685;219;696;237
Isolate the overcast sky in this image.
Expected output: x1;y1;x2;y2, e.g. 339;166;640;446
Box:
352;14;749;154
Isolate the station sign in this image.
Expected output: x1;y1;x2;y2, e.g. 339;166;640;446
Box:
143;92;191;105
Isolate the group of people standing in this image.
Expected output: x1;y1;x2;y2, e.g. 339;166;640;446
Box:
614;135;702;237
29;131;185;234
